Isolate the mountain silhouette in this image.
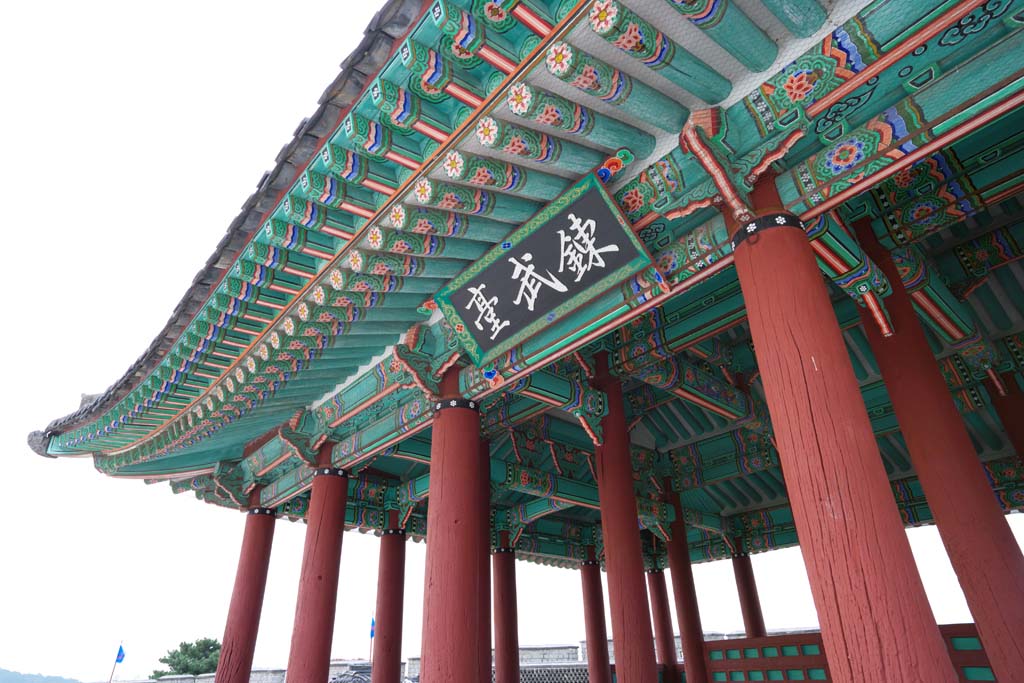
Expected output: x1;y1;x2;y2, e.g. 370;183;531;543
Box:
0;668;82;683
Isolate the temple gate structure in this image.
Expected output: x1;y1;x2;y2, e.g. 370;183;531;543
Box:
30;0;1024;681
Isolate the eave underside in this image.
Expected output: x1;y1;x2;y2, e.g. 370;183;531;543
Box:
31;0;1024;567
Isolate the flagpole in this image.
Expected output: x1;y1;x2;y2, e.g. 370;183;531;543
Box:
107;642;122;683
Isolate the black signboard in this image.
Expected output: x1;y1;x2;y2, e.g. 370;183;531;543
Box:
436;174;652;366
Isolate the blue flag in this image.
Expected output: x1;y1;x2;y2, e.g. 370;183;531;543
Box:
115;645;125;663
370;616;376;639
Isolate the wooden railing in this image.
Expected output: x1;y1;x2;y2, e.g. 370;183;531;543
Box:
694;624;995;682
704;632;829;682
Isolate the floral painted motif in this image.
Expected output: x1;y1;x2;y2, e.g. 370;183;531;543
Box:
413;178;433;203
570;64;600;91
282;317;295;335
470;166;494;185
269;332;280;350
329;269;345;290
371;261;391;275
348;251;364;272
476;116;499;146
536;104;563;126
483;2;507;21
589;0;618;33
546;42;573;77
782;69;818;103
388;204;406;228
620;188;645;214
507;83;532;115
413;218;434;233
504;136;527;156
393;239;413;253
613;22;643;52
438;192;462;210
824;138;866;175
367;227;384;249
892;168;915;188
443;151;465;178
908;200;940;225
450;42;473;60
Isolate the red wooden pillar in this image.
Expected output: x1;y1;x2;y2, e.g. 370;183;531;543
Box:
215;505;276;683
986;372;1024;465
727;178;957;682
855;220;1024;680
480;440;493;683
592;352;658;683
580;547;612;683
493;531;520;683
665;494;708;683
371;510;406;683
420;368;485;683
286;443;349;683
646;569;679;680
732;553;766;638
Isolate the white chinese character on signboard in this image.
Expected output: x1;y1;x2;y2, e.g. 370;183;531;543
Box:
465;283;511;340
508;253;567;312
558;212;620;283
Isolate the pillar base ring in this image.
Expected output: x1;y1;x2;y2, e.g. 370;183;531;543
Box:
433;398;479;412
731;212;804;250
313;466;347;478
248;507;276;516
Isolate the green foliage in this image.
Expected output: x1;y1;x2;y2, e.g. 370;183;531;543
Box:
151;638;220;679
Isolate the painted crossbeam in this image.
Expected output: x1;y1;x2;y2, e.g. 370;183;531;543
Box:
392;457;671;533
504;369;607;445
625;354;749;421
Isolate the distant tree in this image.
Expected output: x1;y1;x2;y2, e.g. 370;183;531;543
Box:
151;638;220;679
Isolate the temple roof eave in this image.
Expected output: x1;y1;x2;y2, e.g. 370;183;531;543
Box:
28;0;426;457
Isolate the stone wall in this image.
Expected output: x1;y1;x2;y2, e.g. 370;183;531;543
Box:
118;659;377;683
114;634;819;683
520;645;580;664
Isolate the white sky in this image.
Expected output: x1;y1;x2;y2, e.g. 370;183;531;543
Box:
1;2;1022;680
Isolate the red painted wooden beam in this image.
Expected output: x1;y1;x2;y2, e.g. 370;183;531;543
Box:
580;547;612;683
855;220;1024;680
665;489;709;683
732;553;766;639
493;531;520;683
371;511;406;683
285;443;349;683
731;178;958;682
591;353;658;683
647;569;680;680
986;372;1024;466
419;368;486;683
215;505;275;683
479;439;493;683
